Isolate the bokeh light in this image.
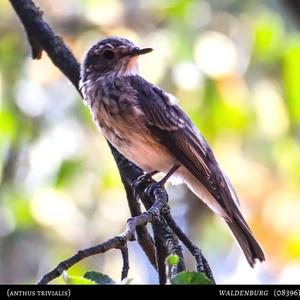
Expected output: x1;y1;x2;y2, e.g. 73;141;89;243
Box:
194;31;238;78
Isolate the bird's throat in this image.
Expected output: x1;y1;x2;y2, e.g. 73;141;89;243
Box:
121;56;140;76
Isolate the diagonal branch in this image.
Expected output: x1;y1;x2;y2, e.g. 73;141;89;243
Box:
37;236;125;285
120;245;129;281
10;0;214;285
10;0;80;90
110;145;157;269
37;179;169;285
9;0;159;271
162;210;215;283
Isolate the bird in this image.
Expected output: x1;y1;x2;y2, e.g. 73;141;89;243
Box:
79;36;265;267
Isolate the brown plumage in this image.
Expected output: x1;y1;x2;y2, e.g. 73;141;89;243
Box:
80;36;265;267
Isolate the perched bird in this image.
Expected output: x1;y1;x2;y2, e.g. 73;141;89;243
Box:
80;36;265;267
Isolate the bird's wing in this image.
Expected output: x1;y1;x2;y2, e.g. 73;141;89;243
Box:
129;76;240;219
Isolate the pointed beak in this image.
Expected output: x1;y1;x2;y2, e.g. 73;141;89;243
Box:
129;47;153;57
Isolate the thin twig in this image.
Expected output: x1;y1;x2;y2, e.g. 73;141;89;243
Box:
120;245;129;281
112;144;187;281
110;145;157;269
139;184;186;283
121;185;170;284
37;179;168;284
152;221;168;285
162;210;215;283
122;181;157;269
163;223;186;276
145;187;170;285
37;236;125;285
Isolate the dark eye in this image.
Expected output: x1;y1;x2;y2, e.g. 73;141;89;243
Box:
103;50;115;60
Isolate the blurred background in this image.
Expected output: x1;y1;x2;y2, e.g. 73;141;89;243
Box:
0;0;300;284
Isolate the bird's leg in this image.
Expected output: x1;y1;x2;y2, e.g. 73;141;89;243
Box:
158;164;180;186
145;164;180;198
132;165;180;200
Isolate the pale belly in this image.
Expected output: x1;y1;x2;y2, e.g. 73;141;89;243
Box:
114;131;225;216
95;110;225;217
101;126;176;173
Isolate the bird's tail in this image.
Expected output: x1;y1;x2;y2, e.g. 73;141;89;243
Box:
225;212;265;267
180;168;265;267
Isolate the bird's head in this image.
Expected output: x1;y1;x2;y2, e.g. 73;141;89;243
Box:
81;37;152;80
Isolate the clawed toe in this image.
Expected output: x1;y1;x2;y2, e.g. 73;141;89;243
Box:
131;170;158;199
144;182;162;198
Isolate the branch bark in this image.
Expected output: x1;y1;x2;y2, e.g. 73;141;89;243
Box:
10;0;159;271
9;0;215;284
37;182;169;285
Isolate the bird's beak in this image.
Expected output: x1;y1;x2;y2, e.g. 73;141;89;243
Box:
129;47;153;57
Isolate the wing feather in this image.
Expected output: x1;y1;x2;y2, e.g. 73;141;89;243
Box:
129;76;240;218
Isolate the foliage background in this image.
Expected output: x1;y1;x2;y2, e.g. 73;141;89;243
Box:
0;0;300;284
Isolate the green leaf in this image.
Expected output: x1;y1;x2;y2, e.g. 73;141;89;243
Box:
68;276;95;285
84;271;115;285
62;271;95;285
124;278;133;285
171;272;213;285
166;254;179;266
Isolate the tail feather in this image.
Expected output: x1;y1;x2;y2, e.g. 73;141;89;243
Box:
181;168;265;267
226;213;265;267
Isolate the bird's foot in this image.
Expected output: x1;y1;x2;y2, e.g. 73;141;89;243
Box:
144;164;180;198
132;164;180;200
144;181;162;199
131;170;158;199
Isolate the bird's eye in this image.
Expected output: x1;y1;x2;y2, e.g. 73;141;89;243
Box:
103;50;115;60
